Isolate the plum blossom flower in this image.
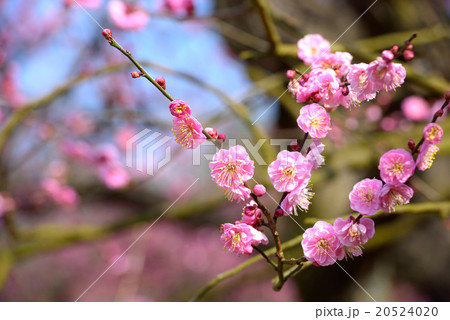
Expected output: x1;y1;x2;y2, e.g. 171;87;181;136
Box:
209;145;254;201
268;150;311;192
401;96;430;122
297;103;331;140
280;180;313;216
378;149;415;185
347;63;376;102
241;201;262;228
311;52;353;78
220;221;268;256
367;57;406;92
333;216;375;247
301;221;344;266
423;123;443;144
169;99;191;119
416;141;439;171
379;183;414;212
108;0;149;31
349;178;383;216
172;116;206;149
297;34;330;65
305;141;325;171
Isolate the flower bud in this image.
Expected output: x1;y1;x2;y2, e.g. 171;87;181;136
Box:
274;208;284;218
403;50;414;61
289;141;300;151
312;93;321;103
217;133;226;143
391;45;399;55
407;139;415;151
285;70;296;79
155;76;166;90
433;109;444;119
131;71;142;78
253;184;266;197
204;127;218;139
341;85;350;96
102;28;113;42
242;203;262;227
382;50;394;62
406;43;414;51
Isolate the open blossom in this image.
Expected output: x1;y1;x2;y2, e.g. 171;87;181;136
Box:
172;116;206;149
302;221;344;267
379;183;414;212
220;221;268;256
347;63;376;102
367;57;406;92
268;150;311;192
333;216;375;247
378;149;415;185
315;69;341;109
297;103;331;140
169;99;191;118
297;34;330;65
305;141;325;171
108;0;149;31
311;51;353;78
423;123;443;144
209;145;254;200
349;178;383;216
280;180;313;216
416;141;439;171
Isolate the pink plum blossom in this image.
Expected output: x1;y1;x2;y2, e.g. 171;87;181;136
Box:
297;103;331;140
60;140;92;163
347;63;376;102
423;123;443;144
349;178;383;216
169;99;191;118
379;183;414;212
209;145;254;201
416;141;439;171
333;216;375;247
220;221;268;256
297;34;330;65
241;201;262;228
367;57;406;92
108;0;149;31
401;96;430;122
305;141;325;171
378;149;415;185
98;164;130;189
301;221;344;267
172;115;206;149
268;150;311;192
41;178;79;208
311;51;353;78
280;180;313;216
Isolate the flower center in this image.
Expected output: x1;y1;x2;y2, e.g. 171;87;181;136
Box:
317;239;328;250
428;126;439;140
227;163;236;171
231;232;241;248
283;166;296;178
391;162;404;174
175;104;185;114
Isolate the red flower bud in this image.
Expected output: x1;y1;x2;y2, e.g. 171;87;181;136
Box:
155;76;166;90
217;133;226;143
131;71;142;78
403;50;414;61
285;70;296;79
407;139;415;151
102;28;113;42
274;208;284;218
391;45;399;55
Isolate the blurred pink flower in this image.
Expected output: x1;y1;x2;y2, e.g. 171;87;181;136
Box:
305;141;325;171
401;96;430;122
302;221;344;267
172;116;206;149
379;183;413;212
60;140;92;163
378;149;415;185
423;123;443;144
416;141;439;171
41;178;79;208
297;34;330;65
64;110;95;136
349;178;383;216
268;150;311;192
297;103;331;140
220;221;268;256
115;126;138;150
108;0;149;31
98;164;130;189
163;0;195;16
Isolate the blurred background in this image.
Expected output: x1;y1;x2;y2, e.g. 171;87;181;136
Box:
0;0;449;301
